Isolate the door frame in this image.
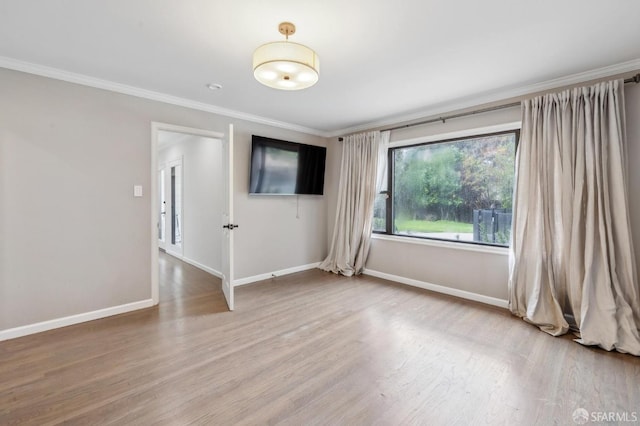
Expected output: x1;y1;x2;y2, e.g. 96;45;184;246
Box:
150;122;225;305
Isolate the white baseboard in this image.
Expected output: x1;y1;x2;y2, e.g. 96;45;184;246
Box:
182;257;223;279
0;299;154;342
163;249;183;260
234;262;321;287
163;251;222;279
363;269;508;309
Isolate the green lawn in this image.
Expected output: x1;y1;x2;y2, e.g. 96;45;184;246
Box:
394;219;473;233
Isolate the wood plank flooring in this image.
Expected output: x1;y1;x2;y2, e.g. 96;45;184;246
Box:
1;252;640;425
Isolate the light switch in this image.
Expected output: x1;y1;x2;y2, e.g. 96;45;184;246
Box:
134;185;143;197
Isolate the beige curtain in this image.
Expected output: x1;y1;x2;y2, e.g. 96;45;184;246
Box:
509;79;640;355
319;131;389;276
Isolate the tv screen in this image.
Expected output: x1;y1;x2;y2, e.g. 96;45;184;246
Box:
249;136;326;195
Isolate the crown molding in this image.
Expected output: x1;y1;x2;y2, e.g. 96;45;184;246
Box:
0;56;330;137
2;55;638;140
328;58;640;138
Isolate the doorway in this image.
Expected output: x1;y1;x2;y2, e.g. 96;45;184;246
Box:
151;123;235;310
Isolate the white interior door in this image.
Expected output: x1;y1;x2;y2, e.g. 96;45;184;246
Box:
157;166;166;250
221;124;235;310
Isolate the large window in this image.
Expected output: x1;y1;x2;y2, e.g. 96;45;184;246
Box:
373;130;518;247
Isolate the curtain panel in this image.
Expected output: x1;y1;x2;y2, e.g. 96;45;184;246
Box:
319;131;389;276
509;79;640;355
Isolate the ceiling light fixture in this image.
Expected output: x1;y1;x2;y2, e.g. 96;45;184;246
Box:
253;22;319;91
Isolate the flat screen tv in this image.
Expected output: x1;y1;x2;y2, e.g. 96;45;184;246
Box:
249;135;326;195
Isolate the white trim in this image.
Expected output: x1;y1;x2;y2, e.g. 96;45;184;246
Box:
363;269;508;309
371;233;509;255
153;123;225;140
3;55;638;138
234;262;321;286
0;299;154;342
151;125;160;305
162;250;223;279
0;56;327;137
149;123;159;305
183;256;223;279
389;121;521;148
163;248;183;259
377;122;516;256
329;58;640;137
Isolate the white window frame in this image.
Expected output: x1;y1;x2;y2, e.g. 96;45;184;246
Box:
373;121;521;254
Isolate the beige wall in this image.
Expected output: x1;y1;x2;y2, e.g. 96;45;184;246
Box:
0;68;327;331
233;125;327;279
1;65;636;332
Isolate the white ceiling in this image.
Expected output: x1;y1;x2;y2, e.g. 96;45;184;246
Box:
1;0;639;136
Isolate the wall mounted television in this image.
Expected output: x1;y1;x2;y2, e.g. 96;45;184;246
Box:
249;135;326;195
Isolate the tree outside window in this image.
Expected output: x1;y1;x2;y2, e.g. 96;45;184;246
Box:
374;130;518;247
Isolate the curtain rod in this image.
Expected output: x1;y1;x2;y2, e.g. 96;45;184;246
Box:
338;73;640;141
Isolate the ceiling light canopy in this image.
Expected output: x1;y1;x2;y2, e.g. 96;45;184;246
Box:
253;22;319;91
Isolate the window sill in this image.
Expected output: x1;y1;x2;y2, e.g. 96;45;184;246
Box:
371;233;509;255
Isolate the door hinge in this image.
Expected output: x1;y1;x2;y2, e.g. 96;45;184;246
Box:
223;224;238;230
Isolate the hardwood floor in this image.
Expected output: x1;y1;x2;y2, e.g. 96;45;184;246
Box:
2;252;640;425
